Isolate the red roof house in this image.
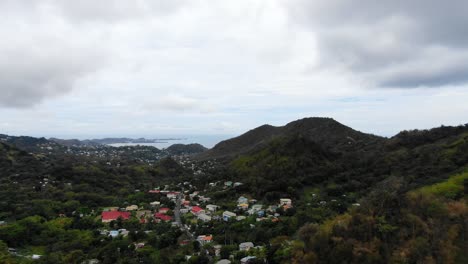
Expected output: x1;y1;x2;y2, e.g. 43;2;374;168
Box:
101;211;131;223
191;206;205;215
154;213;173;222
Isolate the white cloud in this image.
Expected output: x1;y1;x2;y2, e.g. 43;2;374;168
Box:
0;0;467;138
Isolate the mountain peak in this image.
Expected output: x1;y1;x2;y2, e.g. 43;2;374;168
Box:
197;117;383;160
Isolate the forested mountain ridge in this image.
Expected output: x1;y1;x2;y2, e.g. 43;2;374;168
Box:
222;120;468;201
197;117;384;160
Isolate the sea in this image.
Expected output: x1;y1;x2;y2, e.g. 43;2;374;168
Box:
106;134;232;149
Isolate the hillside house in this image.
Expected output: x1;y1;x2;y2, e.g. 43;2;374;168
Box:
239;242;254;251
241;256;256;264
248;204;263;215
238;196;249;204
197;235;213;245
223;211;236;221
167;192;179;199
279;198;292;206
150;201;160;206
197;213;212;222
154;213;173;222
206;204;219;212
125;205;138;211
191;206;205;215
101;211;131;223
136;210;151;219
238;203;249;210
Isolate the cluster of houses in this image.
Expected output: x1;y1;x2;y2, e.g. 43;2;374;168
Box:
100;188;184;226
100;204;174;224
220;196;292;223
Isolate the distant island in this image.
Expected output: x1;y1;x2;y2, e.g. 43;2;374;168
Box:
49;137;188;146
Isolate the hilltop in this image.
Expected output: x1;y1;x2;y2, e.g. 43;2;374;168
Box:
197;117;384;160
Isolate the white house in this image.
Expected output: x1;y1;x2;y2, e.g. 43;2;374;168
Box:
150;201;161;206
238;196;249;204
239;242;254;251
279;198;292;206
248;204;263;215
206;204;219;212
223;211;236;221
197;213;212;222
240;256;256;264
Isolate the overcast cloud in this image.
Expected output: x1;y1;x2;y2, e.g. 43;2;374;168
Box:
0;0;467;140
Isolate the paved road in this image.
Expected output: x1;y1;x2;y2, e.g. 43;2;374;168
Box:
175;192;194;240
174;194;182;226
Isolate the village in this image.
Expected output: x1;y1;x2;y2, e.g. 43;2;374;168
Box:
96;181;295;264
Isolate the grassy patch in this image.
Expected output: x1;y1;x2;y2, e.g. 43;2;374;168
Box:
412;171;468;199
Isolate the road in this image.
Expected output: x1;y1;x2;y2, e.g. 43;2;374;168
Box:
174;191;194;240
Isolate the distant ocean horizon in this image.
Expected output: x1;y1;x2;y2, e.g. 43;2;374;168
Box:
107;134;232;149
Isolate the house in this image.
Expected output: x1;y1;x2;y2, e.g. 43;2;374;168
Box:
239;242;254;251
238;196;249;204
101;211;131;223
279;198;292;206
234;182;243;187
159;207;170;214
238;203;249;210
216;260;231;264
248;204;263;215
180;208;189;214
196;235;213;245
252;204;263;211
223;211;236;221
191;206;205;215
135;242;145;248
119;229;129;237
240;256;256;264
267;205;278;213
189;191;199;199
154;213;173;222
213;245;222;256
136;210;151;219
236;216;246;221
32;254;42;260
125;205;139;211
109;230;119;237
199;196;211;203
206;204;219;212
197;213;212;222
150;201;161;206
148;190;160;194
167;192;178;199
103;207;119;212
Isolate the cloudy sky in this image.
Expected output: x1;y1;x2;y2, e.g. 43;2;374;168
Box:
1;0;468;143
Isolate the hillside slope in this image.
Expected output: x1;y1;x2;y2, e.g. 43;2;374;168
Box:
197;117;383;160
